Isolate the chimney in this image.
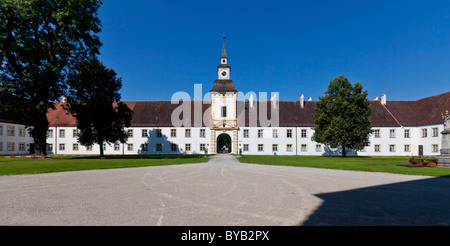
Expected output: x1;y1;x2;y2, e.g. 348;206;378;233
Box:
270;93;277;109
300;94;304;108
249;93;254;108
308;97;312;101
381;94;386;105
373;97;379;101
62;96;67;103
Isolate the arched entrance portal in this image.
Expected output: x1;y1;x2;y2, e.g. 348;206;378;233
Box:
217;133;231;153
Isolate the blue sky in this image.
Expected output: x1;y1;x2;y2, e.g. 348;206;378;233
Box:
98;0;450;101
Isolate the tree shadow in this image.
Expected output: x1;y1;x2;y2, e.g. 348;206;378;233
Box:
322;146;358;156
137;128;206;155
301;175;450;226
68;129;207;159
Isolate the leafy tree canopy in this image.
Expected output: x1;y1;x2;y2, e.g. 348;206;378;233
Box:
312;75;373;157
0;0;103;155
65;58;133;156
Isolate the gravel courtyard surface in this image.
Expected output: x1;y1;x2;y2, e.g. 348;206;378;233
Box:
1;154;449;226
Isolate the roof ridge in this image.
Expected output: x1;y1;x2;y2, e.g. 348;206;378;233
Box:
416;91;450;101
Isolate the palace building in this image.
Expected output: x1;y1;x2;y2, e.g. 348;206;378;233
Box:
1;39;449;156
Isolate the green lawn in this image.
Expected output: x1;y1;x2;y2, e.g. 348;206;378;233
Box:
238;155;450;177
0;154;209;176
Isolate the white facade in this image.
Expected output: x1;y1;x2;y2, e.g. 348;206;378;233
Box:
37;124;443;157
237;125;442;156
0;122;34;156
0;114;444;157
45;126;212;155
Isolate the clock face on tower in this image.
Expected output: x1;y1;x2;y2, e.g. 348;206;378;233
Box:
218;68;230;79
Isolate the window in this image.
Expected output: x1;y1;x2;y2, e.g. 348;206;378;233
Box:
404;144;410;152
141;143;148;152
7;142;15;151
272;129;278;138
73;143;79;151
185;143;191;151
19;127;26;137
389;129;396;138
127;144;133;151
374;129;380;138
171;129;177;137
272;144;278;152
127;129;133;138
200;129;206;138
0;142;2;151
102;143;106;150
301;129;307;138
47;129;53;138
432;144;439;153
404;129;410;138
316;144;322;152
156;143;163;152
73;129;79;138
421;128;428;138
7;126;15;136
59;144;65;151
156;129;162;138
59;129;65;138
200;144;206;151
286;144;293;152
46;144;53;151
86;145;93;151
432;128;439;137
0;125;2;135
374;144;380;152
19;143;25;151
170;143;177;152
241;144;248;152
221;106;227;117
243;129;249;138
114;143;120;151
301;144;307;152
142;129;148;138
185;129;191;137
287;129;293;138
389;144;396;152
258;129;263;138
258;144;264;152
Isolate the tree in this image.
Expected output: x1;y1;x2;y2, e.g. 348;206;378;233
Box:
65;58;133;157
0;0;102;155
312;75;373;157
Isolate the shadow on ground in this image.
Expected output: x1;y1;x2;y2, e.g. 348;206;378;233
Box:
68;154;206;160
302;175;450;226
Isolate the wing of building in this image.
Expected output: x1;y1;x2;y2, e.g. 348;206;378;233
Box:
1;38;449;156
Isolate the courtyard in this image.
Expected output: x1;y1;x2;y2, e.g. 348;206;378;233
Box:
0;154;449;226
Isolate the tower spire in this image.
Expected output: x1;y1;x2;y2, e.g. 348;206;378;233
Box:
221;34;227;59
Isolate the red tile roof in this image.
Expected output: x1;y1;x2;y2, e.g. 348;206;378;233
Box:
45;92;450;128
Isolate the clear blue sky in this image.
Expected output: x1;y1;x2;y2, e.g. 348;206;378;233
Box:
97;0;450;102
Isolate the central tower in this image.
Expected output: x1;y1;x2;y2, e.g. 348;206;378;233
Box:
209;36;238;154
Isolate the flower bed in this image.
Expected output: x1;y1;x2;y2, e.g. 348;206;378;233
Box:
408;156;438;167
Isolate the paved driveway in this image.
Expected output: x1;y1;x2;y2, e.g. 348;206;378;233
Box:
0;154;449;225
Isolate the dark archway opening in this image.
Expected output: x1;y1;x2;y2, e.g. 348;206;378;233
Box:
217;133;231;153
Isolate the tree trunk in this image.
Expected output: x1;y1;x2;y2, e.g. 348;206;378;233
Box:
99;141;104;157
30;112;49;156
342;144;347;157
